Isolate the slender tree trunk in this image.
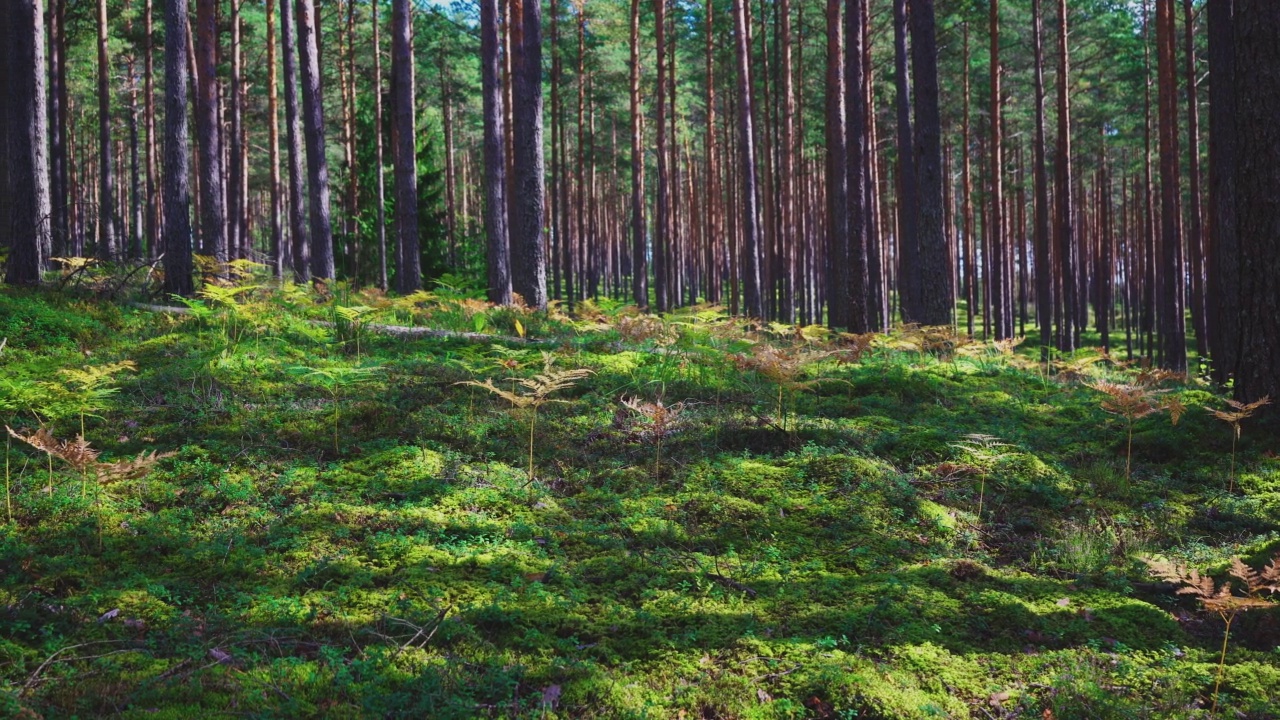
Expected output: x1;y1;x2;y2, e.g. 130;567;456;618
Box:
194;0;224;261
296;0;334;279
910;0;951;326
391;0;420;293
267;0;283;275
1054;0;1076;351
280;0;308;279
1032;0;1051;357
128;60;142;259
162;0;193;296
97;0;118;261
962;22;975;336
732;0;764;318
1157;0;1187;370
845;0;869;332
482;0;512;303
892;0;917;323
825;0;847;329
511;0;548;307
628;0;647;308
441;46;458;270
228;0;244;261
1183;0;1207;359
990;0;1008;338
372;0;388;289
48;0;68;260
1207;0;1237;383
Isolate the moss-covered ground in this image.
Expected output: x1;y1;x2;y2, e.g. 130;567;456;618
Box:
2;284;1279;718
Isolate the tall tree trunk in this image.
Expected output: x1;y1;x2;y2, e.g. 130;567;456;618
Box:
732;0;764;318
910;0;951;326
162;0;193;296
1157;0;1187;370
1183;0;1207;359
296;0;334;279
482;0;512;303
511;0;548;308
1230;0;1280;401
372;0;389;289
962;22;975;336
1207;0;1237;382
228;0;244;261
267;0;283;275
990;0;1008;338
845;0;870;332
48;0;68;260
1054;0;1076;351
1;0;50;285
628;0;647;309
143;0;157;258
653;0;669;312
194;0;224;261
892;0;917;323
1032;0;1051;358
391;0;420;293
441;45;458;270
825;0;847;329
128;59;142;259
280;0;308;279
97;0;118;260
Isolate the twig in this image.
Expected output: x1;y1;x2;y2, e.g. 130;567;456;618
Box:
705;572;758;598
22;640;128;695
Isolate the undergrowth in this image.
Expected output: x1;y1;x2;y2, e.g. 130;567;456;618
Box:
0;281;1277;719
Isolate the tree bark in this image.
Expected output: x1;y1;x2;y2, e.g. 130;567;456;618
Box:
731;0;764;319
194;0;224;261
48;0;68;261
1054;0;1076;351
1207;0;1237;383
892;0;917;323
628;0;647;309
1230;0;1280;402
296;0;334;279
482;0;512;303
511;0;548;308
1183;0;1207;359
162;0;194;296
910;0;952;326
391;0;420;293
824;0;847;329
267;0;283;275
1;0;50;285
372;0;389;289
990;0;1008;338
845;0;869;332
97;0;119;261
280;0;308;279
1157;0;1187;370
1032;0;1051;358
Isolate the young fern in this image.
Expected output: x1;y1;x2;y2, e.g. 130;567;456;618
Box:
1086;379;1184;488
949;433;1015;521
459;353;593;484
1146;555;1280;712
620;397;687;480
1208;395;1271;492
55;360;138;441
289;365;384;453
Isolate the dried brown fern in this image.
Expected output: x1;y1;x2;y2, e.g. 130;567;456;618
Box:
458;353;593;483
1086;380;1184;486
1146;554;1280;711
732;344;838;435
620;397;687;479
1208;395;1271;492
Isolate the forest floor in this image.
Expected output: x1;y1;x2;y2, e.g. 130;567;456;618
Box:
1;279;1279;719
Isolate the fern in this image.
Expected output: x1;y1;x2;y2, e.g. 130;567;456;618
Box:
949;434;1015;521
1086;379;1184;488
55;360;137;440
620;397;687;479
458;353;593;483
290;365;384;453
1208;395;1270;492
1146;554;1280;711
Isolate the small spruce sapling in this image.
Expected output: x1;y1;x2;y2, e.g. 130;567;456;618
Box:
1208;395;1271;492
